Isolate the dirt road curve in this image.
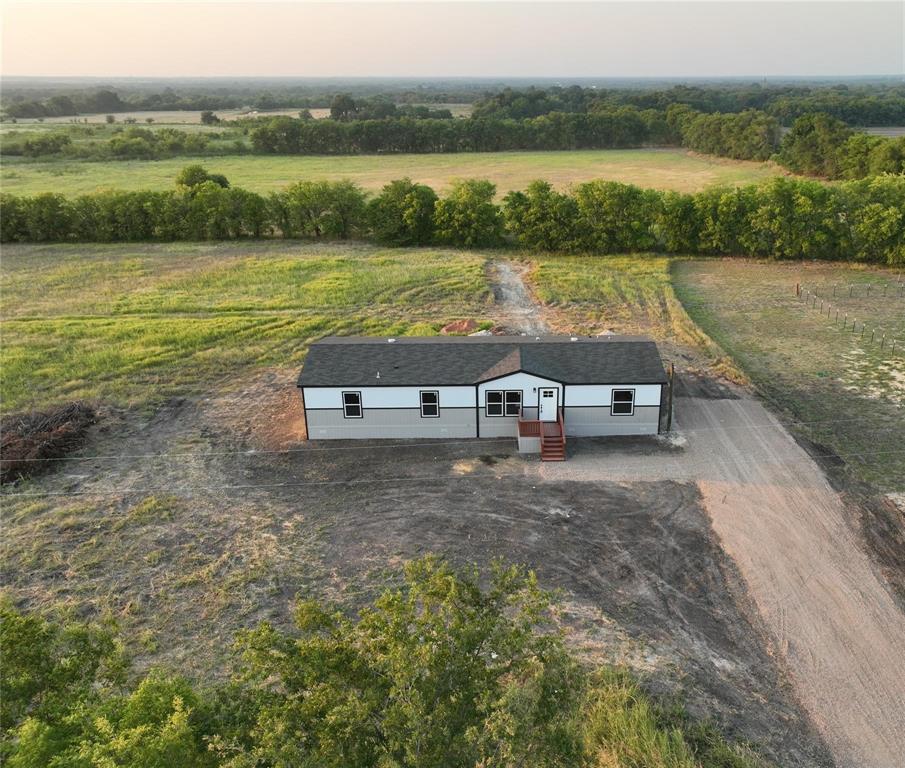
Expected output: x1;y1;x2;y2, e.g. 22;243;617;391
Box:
541;397;905;768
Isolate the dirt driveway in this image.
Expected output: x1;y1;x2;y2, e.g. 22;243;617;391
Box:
540;396;905;768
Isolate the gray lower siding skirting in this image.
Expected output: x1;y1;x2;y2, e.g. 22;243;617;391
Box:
564;405;660;436
306;407;476;439
305;405;661;439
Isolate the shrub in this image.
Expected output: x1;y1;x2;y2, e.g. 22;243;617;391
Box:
22;193;73;242
573;180;660;253
21;133;71;157
502;180;579;251
176;164;229;189
271;180;366;239
433;179;503;247
366;178;438;246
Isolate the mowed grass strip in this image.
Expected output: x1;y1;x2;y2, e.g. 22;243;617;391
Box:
673;259;905;490
0;242;493;411
0;149;784;197
525;254;724;361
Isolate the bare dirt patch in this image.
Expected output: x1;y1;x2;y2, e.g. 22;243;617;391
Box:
541;396;905;768
1;378;831;767
486;259;550;335
204;368;308;449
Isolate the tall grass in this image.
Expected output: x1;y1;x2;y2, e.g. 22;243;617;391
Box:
583;669;767;768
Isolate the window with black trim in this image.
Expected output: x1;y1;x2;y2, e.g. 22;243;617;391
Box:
342;391;362;418
420;390;439;418
504;390;522;416
611;389;634;416
486;390;522;417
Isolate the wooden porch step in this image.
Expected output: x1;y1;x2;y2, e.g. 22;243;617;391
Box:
540;438;565;461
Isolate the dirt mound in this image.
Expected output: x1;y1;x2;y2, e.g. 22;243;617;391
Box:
1;402;96;483
441;319;480;335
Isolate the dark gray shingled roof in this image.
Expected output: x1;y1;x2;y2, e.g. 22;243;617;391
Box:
297;335;668;387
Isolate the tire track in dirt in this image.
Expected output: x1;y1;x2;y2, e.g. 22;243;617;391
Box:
487;260;549;335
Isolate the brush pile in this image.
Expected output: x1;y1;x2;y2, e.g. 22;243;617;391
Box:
1;402;96;483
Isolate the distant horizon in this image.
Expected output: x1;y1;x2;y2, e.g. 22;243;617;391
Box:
3;74;903;85
2;2;902;79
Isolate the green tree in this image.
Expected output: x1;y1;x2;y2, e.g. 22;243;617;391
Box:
743;177;845;260
0;194;28;242
22;133;72;157
0;604;125;763
330;94;357;121
841;175;905;264
275;180;366;239
433;179;503;247
573;180;660;253
233;556;584;767
778;113;852;178
502;180;579;252
654;191;701;253
366;178;438;246
176;165;229;189
21;194;73;242
694;186;758;255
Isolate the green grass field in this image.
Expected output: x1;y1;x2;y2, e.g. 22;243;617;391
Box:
5;244;901;491
0;148;784;197
673;259;905;491
524;254;730;373
0;242;493;411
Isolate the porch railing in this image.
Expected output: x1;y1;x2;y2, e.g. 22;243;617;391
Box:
517;416;540;437
517;407;564;438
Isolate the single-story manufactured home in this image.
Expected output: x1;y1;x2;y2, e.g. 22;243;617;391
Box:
297;335;670;460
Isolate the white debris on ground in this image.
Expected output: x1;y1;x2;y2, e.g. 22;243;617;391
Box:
840;347;905;405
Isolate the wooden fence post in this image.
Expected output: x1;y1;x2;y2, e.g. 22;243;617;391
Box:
665;362;675;433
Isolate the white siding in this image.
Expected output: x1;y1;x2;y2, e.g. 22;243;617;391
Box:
477;372;561;408
565;384;661;408
302;386;475;410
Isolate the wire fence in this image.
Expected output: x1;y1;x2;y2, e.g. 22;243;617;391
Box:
795;282;904;358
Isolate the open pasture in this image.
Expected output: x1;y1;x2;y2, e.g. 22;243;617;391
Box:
673;259;905;491
0;148;784;197
0;242;493;412
1;103;473;125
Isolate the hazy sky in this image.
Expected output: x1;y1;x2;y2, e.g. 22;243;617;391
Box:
1;1;902;78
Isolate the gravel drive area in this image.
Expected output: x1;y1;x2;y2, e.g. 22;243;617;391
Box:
539;396;905;768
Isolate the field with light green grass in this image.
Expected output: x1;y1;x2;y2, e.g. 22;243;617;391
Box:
524;254;730;370
0;148;785;197
673;259;905;491
0;241;493;411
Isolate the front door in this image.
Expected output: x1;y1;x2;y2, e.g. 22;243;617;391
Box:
538;388;559;422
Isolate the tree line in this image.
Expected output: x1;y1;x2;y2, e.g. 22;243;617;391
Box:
2;126;222;160
0;84;474;120
244;109;904;178
7;104;903;181
778;113;905;179
246;108;670;154
7;81;905;125
2;167;902;264
1;557;761;768
472;83;905;126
